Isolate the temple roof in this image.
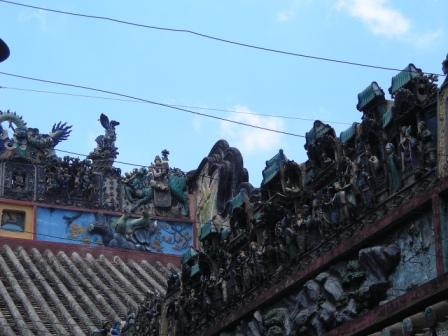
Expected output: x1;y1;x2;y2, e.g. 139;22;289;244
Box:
0;240;177;335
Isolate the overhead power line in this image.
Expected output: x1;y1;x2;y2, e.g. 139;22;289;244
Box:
0;71;305;138
54;149;145;167
0;0;444;77
0;85;352;125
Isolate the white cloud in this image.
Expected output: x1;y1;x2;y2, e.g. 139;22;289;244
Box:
220;106;284;153
277;9;296;23
336;0;410;37
336;0;442;47
410;29;442;48
276;0;311;23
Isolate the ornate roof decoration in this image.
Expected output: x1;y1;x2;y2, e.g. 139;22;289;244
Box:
261;149;287;186
88;113;119;172
0;110;72;163
305;120;335;147
378;102;393;128
339;122;359;144
199;220;217;241
0;112;190;219
389;63;422;97
160;59;442;336
356;81;385;111
188;139;248;218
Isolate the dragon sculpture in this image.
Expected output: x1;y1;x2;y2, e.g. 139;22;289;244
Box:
0;110;72;162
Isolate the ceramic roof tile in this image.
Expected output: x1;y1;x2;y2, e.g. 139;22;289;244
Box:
0;243;171;335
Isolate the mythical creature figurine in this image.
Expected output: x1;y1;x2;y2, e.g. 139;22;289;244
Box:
124;151;189;215
0;110;72;162
88;113;120;171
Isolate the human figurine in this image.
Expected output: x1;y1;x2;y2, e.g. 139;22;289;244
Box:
249;241;266;285
331;181;352;228
238;250;252;293
203;275;216;317
161;149;170;161
385;143;401;194
357;147;380;186
292;212;307;254
167;270;181;293
399;125;421;174
417;121;436;167
12;172;26;192
353;163;374;209
149;155;169;191
218;267;228;303
284;217;299;261
274;219;290;264
312;194;331;237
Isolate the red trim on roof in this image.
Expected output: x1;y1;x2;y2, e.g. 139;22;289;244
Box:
0;236;180;265
326;274;448;336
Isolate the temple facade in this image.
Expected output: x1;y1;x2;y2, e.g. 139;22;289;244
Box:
161;57;448;336
0;54;448;335
0;112;193;334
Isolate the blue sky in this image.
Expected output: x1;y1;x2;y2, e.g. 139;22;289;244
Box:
0;0;446;186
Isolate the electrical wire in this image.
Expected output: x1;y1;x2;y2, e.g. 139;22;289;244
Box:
55;148;146;168
0;0;444;77
54;149;220;184
0;85;353;125
0;71;305;138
